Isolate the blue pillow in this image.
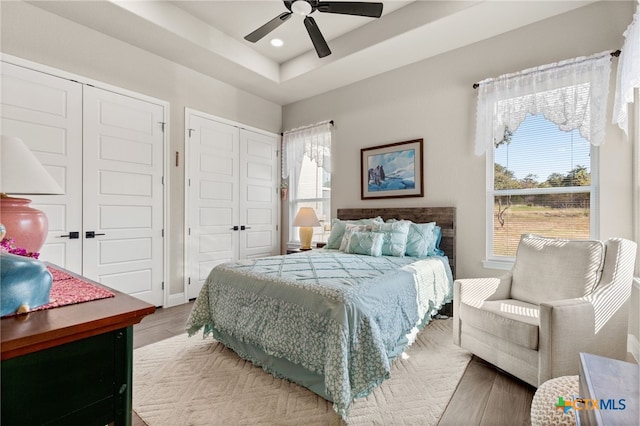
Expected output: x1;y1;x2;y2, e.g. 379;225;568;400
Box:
405;221;437;257
371;220;411;257
326;217;383;249
430;225;445;256
386;219;445;257
345;231;383;257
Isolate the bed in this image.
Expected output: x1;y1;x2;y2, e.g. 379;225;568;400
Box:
186;207;456;418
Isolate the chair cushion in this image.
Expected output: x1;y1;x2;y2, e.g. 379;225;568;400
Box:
511;235;605;305
459;299;540;350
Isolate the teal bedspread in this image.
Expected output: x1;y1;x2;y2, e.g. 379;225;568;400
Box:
186;249;453;417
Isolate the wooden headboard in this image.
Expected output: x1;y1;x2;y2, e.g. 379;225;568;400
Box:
336;207;456;278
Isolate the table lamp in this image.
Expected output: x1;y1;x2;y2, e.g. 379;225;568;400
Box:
0;135;64;253
293;207;320;250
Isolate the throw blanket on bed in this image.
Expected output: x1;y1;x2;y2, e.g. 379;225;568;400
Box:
186;250;452;417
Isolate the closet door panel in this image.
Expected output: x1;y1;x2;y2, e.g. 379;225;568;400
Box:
0;62;83;272
82;86;164;306
239;129;279;259
187;115;240;299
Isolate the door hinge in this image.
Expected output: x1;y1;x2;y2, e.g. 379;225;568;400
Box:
159;121;166;132
188;277;191;285
276;224;278;231
189;228;191;236
161;281;165;290
161;229;164;237
188;128;196;137
161;176;164;185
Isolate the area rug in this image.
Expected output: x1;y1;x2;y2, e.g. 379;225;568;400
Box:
133;318;471;426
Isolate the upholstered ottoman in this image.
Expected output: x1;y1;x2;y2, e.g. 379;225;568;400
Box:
530;375;579;426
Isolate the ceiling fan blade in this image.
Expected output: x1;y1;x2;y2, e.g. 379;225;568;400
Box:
303;16;331;58
316;2;383;18
244;12;292;43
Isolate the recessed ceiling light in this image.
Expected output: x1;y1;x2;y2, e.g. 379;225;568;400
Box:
270;38;284;47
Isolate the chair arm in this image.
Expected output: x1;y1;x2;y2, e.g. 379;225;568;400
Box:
454;272;513;306
453;273;512;346
538;279;632;383
538;298;594;383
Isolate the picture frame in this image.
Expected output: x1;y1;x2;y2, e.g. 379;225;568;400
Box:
361;138;424;200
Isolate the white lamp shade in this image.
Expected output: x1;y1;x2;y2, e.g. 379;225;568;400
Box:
292;207;320;227
0;135;64;195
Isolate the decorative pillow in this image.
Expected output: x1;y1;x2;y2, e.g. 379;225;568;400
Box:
345;231;383;257
371;220;411;257
339;223;372;252
386;218;445;256
430;225;445;256
326;217;383;249
404;221;437;257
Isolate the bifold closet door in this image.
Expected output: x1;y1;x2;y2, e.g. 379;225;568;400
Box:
0;62;84;273
187;115;240;299
186;111;279;299
82;86;165;307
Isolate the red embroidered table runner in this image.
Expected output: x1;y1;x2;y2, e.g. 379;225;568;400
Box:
1;266;116;317
44;266;116;309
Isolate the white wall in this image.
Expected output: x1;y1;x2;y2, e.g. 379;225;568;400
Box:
0;1;282;298
282;1;636;281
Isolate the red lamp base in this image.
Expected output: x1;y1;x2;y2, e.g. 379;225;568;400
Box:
0;196;48;253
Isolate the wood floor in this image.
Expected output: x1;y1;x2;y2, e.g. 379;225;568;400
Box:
131;301;537;425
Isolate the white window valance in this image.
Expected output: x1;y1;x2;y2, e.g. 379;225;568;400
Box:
475;51;613;156
613;0;639;136
282;121;332;179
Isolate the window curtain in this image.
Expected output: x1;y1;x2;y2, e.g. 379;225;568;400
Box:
282;121;332;179
475;51;613;156
613;0;639;137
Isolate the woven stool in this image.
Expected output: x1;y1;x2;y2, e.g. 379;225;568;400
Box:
530;375;579;426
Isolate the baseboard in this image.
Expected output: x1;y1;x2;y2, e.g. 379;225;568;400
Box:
166;292;187;307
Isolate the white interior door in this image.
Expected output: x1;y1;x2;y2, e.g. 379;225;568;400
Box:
187;114;240;299
239;129;279;259
82;86;165;306
0;62;83;273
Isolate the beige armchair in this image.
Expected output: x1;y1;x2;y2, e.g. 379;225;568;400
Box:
453;234;637;387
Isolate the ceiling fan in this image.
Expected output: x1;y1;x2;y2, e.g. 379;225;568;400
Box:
244;1;384;58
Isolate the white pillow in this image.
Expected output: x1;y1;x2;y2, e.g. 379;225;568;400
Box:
371;220;411;257
339;223;372;252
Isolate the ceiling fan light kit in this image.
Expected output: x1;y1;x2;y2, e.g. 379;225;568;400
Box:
291;0;313;16
244;0;383;58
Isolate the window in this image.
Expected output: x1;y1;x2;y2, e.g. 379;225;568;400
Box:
282;122;332;245
289;155;331;243
475;52;612;265
489;114;596;258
